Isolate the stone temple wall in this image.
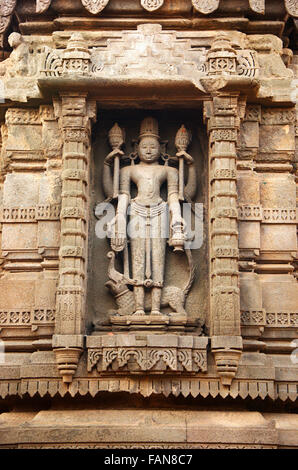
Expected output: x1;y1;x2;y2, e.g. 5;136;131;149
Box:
0;0;297;449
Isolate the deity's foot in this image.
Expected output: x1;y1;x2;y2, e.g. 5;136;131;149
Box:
133;309;146;316
151;310;162;316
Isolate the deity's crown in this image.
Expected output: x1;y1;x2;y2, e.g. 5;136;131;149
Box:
139;117;159;140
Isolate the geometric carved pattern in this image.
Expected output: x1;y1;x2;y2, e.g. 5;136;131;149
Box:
1;204;61;222
0;308;55;326
266;312;298;327
241;310;266;326
238;206;297;223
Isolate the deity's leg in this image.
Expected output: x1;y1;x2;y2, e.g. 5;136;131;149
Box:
151;223;166;315
131;236;146;315
151;287;162;315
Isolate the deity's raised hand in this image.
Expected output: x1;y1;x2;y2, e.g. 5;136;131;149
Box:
176;150;194;165
105;148;124;165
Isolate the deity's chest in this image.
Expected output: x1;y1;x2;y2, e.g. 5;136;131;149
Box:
131;165;166;194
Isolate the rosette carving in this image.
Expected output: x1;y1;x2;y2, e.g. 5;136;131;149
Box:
81;0;110;14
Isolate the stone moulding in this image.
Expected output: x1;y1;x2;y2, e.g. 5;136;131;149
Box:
86;335;208;374
0;376;296;402
1;0;298;50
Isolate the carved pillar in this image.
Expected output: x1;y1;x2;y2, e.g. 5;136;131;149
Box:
204;93;245;385
53;93;96;383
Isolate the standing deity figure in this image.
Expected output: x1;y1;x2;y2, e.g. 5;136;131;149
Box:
102;117;197;318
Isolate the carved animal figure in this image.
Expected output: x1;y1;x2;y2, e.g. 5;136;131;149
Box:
105;251;195;316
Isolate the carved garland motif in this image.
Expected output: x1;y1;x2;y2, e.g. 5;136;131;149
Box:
81;0;110;14
192;0;220;14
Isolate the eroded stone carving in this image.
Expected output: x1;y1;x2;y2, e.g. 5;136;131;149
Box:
192;0;220;14
0;33;29;77
0;0;16;46
101;117;197;322
81;0;110;15
36;0;52;13
285;0;298;17
249;0;265;14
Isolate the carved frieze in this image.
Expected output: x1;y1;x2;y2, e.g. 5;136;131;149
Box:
0;308;55;327
261;108;296;125
266;312;298;327
238;205;262;221
192;0;220;14
1;204;61;222
5;108;41;125
241;310;266;326
87;335;208;374
81;0;110;14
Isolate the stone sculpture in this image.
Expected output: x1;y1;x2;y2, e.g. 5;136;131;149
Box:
102;117;197;320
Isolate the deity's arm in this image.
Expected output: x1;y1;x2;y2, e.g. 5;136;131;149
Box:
167;167;183;223
102;160;114;199
116;166;131;233
184;163;197;201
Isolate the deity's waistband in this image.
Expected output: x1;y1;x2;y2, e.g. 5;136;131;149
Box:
130;200;167;218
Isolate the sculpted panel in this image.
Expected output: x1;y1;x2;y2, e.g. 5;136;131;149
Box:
101;117;197;322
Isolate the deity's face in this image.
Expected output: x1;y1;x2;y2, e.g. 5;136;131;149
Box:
138;136;160;163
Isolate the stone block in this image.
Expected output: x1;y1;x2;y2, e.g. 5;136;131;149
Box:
52;335;84;348
34;279;57;308
38;221;60;248
3;173;40;207
0;280;35;309
147;334;178;347
259;125;295;154
2;224;38;251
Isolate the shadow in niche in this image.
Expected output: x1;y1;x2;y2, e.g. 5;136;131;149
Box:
87;108;209;333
